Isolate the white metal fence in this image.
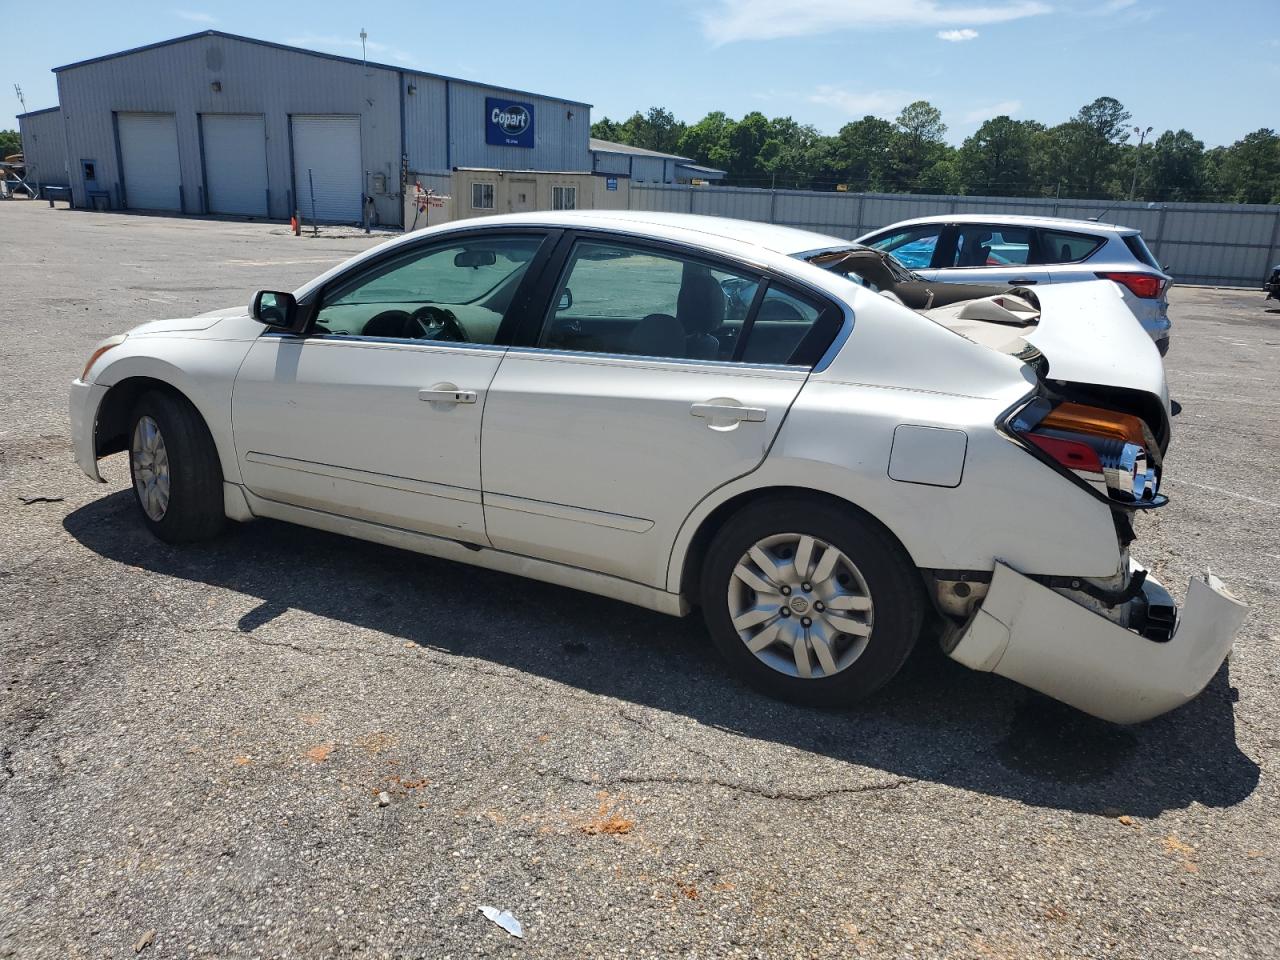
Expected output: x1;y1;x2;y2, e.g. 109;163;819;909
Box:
628;184;1280;287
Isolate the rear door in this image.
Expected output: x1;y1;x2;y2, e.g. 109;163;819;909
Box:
480;234;843;587
932;222;1049;286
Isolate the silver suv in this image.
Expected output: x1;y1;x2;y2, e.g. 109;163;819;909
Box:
857;214;1173;354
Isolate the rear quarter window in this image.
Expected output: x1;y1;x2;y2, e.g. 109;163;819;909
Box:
1122;234;1161;270
1038;230;1105;264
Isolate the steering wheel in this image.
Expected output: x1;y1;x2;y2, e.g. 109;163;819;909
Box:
407;305;466;343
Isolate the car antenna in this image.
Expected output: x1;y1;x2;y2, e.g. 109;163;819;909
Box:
1087;201;1118;223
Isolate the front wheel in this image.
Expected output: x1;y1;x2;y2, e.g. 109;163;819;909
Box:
128;390;226;544
700;498;922;707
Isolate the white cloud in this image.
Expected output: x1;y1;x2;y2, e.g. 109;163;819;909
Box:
963;99;1023;123
701;0;1051;45
808;86;919;117
175;9;217;24
937;28;980;40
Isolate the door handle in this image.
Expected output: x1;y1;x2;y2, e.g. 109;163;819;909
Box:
418;387;477;404
1007;278;1038;285
690;402;766;423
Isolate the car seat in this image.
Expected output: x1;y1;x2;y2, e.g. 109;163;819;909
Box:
677;265;726;359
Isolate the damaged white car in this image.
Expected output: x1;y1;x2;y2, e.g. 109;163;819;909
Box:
69;212;1246;723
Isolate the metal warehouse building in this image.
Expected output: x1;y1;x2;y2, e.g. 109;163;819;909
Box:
16;30;635;229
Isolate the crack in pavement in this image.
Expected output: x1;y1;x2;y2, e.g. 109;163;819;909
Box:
535;766;918;803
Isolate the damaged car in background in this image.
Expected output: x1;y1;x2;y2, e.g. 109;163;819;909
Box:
70;211;1246;724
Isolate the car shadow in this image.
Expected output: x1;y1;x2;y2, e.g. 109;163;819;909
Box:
64;490;1260;817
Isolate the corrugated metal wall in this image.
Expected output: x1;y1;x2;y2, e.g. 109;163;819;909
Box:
591;151;630;176
629;184;1280;286
446;82;590;172
16;108;69;188
55;34;401;223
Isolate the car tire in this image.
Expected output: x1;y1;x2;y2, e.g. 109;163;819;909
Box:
700;496;922;707
127;390;226;544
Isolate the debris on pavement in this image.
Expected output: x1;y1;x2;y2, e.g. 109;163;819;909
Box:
19;495;65;505
133;929;155;953
478;905;524;939
377;791;391;807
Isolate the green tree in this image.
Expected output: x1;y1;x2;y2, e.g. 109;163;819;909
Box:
890;101;948;192
831;116;895;191
1138;129;1205;201
0;129;21;157
1056;96;1133;197
1217;129;1280;204
956;117;1042;196
618;107;686;154
590;117;624;142
676;111;737;172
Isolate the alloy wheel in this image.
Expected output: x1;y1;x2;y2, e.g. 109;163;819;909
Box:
726;532;875;679
131;415;171;522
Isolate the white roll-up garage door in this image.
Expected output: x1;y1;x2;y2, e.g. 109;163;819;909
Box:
202;114;268;216
117;112;181;211
291;115;361;224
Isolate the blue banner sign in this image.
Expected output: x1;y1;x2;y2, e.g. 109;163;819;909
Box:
486;97;535;148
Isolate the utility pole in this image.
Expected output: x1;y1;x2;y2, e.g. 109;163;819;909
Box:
359;29;368;66
14;83;26;113
1129;125;1153;201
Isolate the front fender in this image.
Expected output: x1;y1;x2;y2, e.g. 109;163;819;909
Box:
92;339;254;485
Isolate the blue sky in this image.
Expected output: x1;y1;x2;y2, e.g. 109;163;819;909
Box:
4;0;1275;147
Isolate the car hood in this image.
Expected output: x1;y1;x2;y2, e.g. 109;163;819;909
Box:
126;305;254;337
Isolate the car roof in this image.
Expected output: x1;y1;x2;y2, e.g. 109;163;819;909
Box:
872;213;1139;234
293;212;853;302
443;211;849;256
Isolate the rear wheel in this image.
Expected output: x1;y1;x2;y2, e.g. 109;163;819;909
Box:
700;497;922;706
127;391;225;543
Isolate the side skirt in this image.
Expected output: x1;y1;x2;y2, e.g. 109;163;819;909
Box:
239;487;690;618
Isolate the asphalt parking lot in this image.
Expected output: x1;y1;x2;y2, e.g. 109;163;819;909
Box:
1;201;1277;959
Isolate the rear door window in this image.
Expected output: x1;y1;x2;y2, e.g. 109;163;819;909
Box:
538;239;760;361
1038;229;1105;264
946;225;1032;268
739;283;840;367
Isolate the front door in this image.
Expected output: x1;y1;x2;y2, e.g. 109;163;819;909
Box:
232;231;551;543
481;235;842;586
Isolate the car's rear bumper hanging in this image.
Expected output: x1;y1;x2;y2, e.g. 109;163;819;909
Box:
947;560;1246;724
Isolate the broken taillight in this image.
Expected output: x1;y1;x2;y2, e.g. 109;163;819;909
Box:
1096;271;1165;299
1011;399;1160;503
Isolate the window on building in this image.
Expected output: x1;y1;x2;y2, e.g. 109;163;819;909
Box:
552;185;577;211
471;182;495;210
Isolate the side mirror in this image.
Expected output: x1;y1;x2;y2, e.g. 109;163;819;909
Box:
251;290;299;330
557;287;574;311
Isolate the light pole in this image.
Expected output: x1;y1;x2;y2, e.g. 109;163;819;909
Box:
1129;125;1153;201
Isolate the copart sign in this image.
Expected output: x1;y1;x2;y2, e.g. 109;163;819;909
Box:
486;98;535;148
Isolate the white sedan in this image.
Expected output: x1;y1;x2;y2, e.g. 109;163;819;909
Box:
69;212;1245;723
